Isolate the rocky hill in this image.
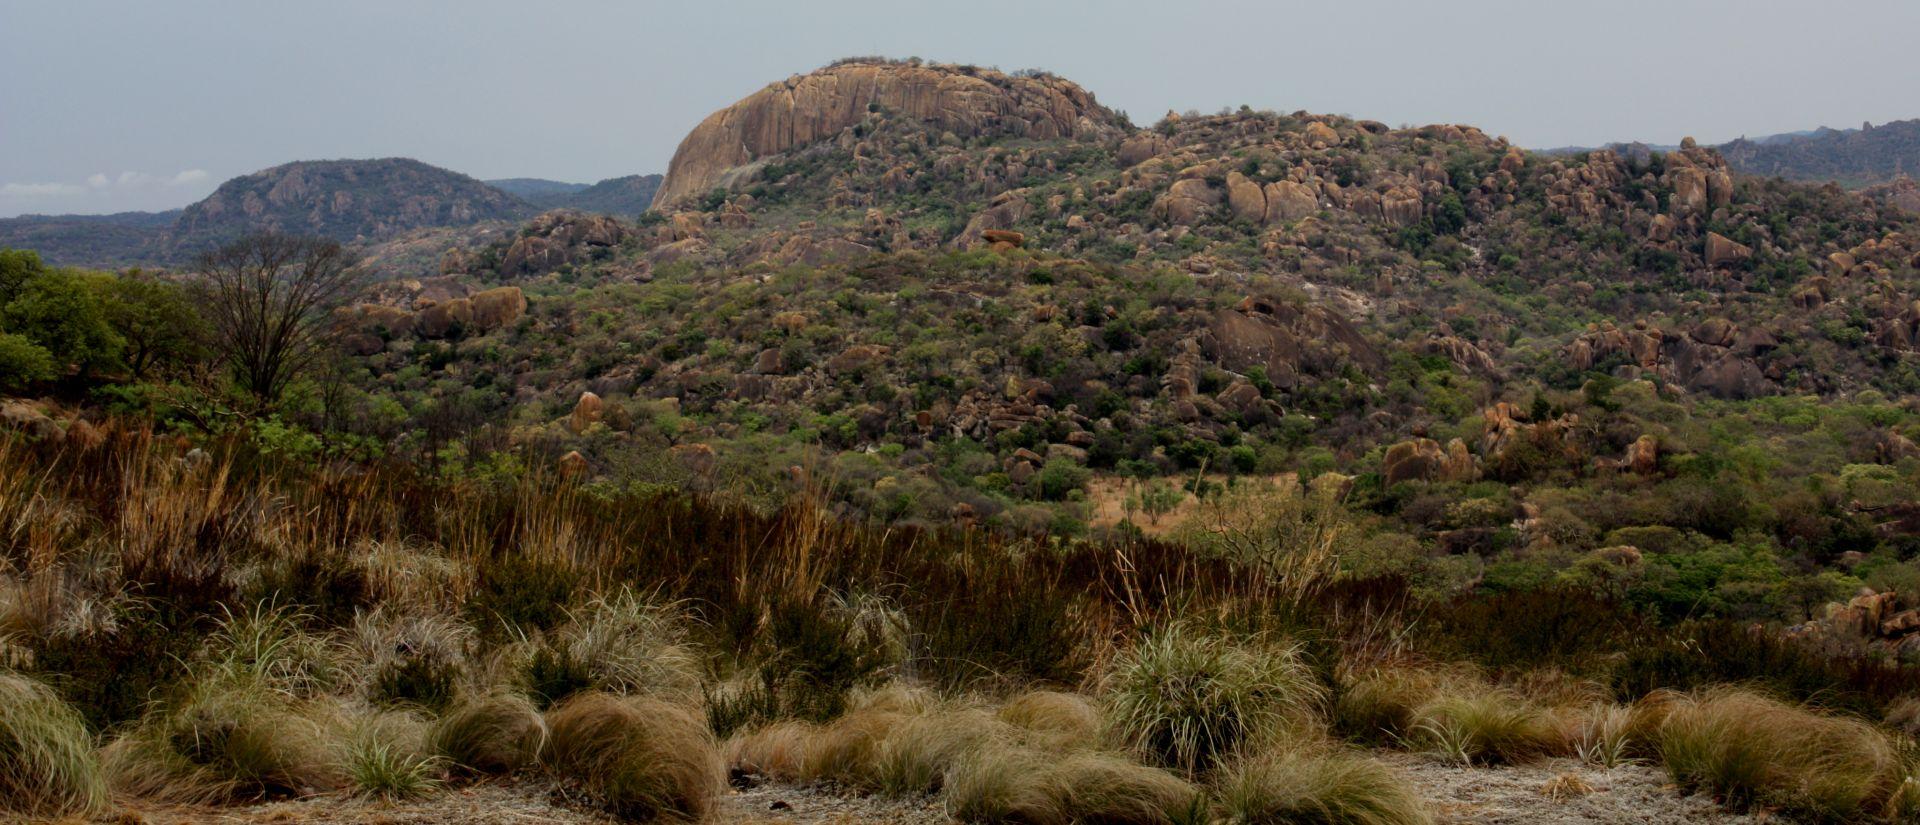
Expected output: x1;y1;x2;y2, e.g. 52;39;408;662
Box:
169;158;532;252
495;174;662;215
653;58;1128;208
322;57;1920;533
1;159;540;268
540;174;661;215
1721;119;1920;187
485;177;590;200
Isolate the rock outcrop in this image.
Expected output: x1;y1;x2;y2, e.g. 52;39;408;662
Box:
500;210;631;276
1382;437;1475;486
655;60;1127;208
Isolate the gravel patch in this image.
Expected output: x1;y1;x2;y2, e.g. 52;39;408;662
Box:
718;777;950;824
1381;752;1765;825
116;780;619;824
102;756;1771;824
108;779;950;825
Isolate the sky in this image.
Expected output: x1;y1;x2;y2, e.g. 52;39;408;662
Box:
3;0;1917;218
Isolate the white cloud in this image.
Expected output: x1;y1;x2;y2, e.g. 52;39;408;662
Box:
1;168;216;216
1;181;86;197
4;169;213;198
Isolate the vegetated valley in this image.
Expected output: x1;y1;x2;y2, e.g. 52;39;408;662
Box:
9;58;1920;823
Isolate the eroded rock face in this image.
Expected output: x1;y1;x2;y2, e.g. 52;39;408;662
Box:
415;298;473;339
1200;297;1382;389
1705;232;1753;268
501;210;630;276
569;391;604;434
469;286;527;331
656;60;1127;208
1382;437;1475;486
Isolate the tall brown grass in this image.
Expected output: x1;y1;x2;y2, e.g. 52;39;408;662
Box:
543;692;725;821
1658;688;1912;821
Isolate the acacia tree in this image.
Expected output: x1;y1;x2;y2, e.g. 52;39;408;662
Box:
194;234;363;411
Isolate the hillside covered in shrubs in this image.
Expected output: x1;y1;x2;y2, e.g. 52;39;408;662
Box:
8;57;1920;823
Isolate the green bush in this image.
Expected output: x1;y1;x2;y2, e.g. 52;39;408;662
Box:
1104;624;1323;774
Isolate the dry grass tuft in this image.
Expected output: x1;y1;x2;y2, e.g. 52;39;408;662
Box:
727;719;820;781
1333;665;1451;744
1540;771;1596;801
1569;702;1636;768
430;692;547;775
1052;751;1203;824
0;671;107;818
945;744;1201;825
515;589;701;707
1405;686;1561;766
871;706;1007;796
543;692;724;822
1212;746;1431;825
998;690;1103;750
101;675;338;804
1657;687;1906;821
795;706;908;785
945;745;1069;824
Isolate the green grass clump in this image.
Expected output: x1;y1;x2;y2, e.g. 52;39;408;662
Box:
1213;747;1431;825
1333;665;1447;744
102;675;338;803
1658;688;1906;822
0;671;107;818
1406;687;1561;765
342;712;444;801
1104;623;1324;774
543;692;724;821
520;589;700;708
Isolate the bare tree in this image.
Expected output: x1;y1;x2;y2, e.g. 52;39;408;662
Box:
194;234;364;411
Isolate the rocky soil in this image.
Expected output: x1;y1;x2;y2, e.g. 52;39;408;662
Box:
107;755;1771;824
1382;753;1765;825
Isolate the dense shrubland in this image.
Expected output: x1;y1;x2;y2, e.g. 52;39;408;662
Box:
1;428;1920;821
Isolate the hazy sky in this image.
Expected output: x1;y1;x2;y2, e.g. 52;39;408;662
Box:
4;0;1917;217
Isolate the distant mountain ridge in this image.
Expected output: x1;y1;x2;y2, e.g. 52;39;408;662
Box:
1;161;661;268
544;175;662;215
486;178;591;199
1547;120;1920;189
1721;119;1920;188
489;175;662;214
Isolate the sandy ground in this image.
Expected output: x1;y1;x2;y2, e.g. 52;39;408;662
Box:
720;780;947;825
117;781;619;825
105;779;945;825
103;754;1768;824
1382;753;1767;825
